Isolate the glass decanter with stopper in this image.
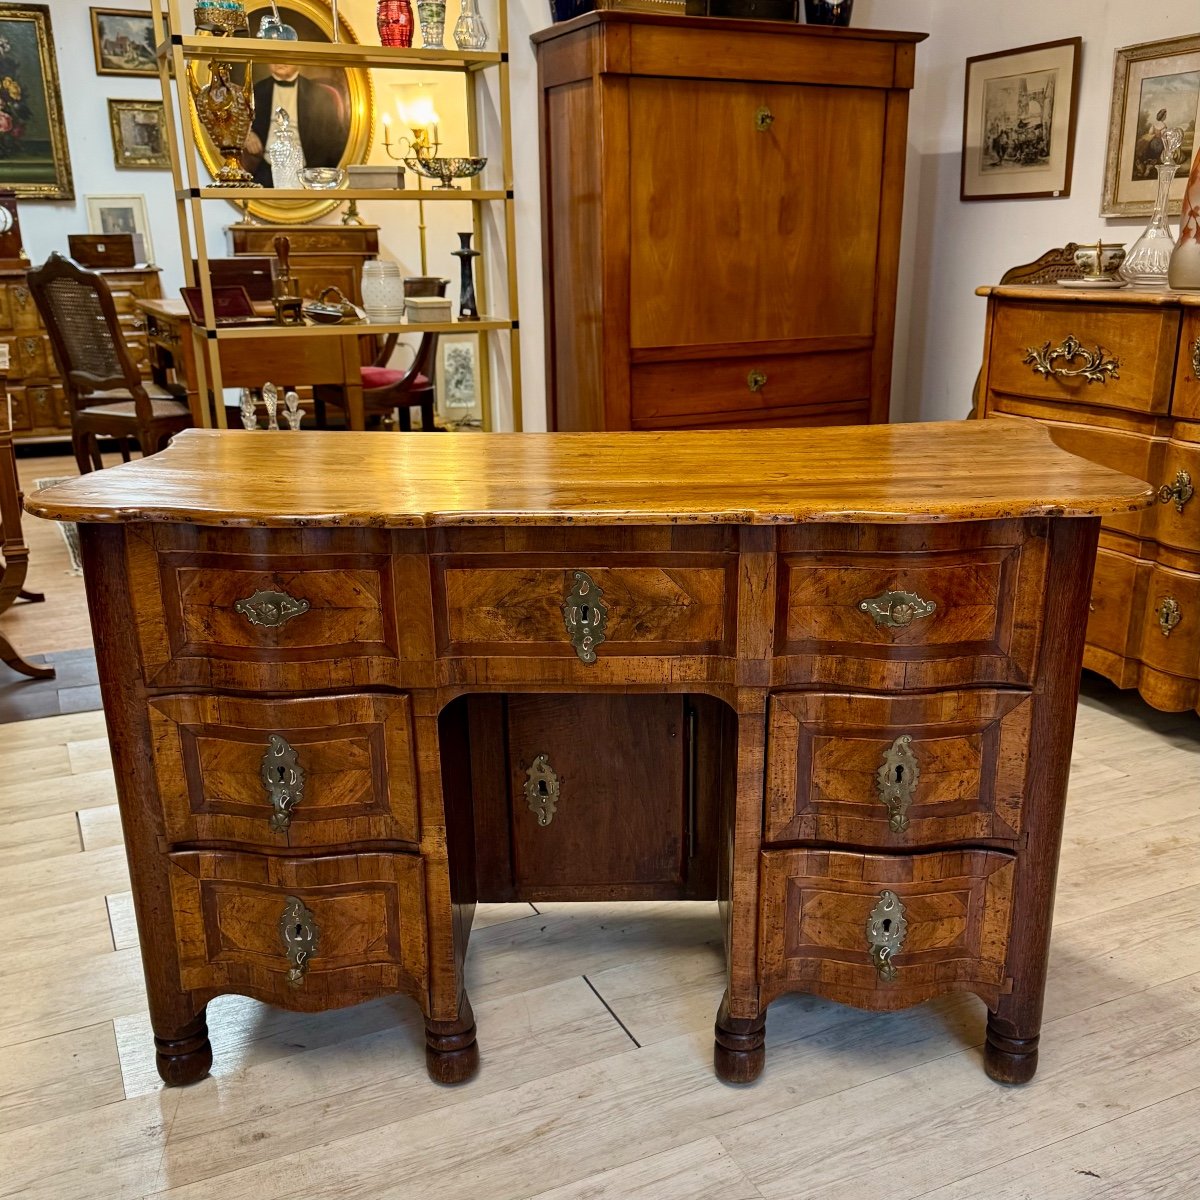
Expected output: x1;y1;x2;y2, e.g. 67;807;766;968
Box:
454;0;488;50
266;106;305;190
1120;126;1182;289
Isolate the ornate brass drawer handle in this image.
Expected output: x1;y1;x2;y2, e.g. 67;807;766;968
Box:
1156;595;1182;638
562;570;607;664
1023;335;1120;385
754;106;774;132
859;588;936;629
1191;335;1200;382
279;895;318;987
876;735;919;833
747;369;767;393
234;587;310;628
1157;470;1194;514
524;753;560;827
13;284;27;308
865;890;907;982
260;735;305;833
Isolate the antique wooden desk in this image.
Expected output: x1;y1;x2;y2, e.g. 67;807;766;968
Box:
27;424;1151;1088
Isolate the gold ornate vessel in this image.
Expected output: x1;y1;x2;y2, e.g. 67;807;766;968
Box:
194;1;249;34
187;62;259;188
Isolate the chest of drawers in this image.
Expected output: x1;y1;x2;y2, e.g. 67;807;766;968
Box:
27;423;1149;1088
977;284;1200;715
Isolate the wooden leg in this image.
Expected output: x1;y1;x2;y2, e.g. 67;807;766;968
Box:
0;630;55;679
713;989;764;1085
985;1014;1039;1084
424;992;479;1085
72;431;92;476
17;589;45;603
153;1008;213;1086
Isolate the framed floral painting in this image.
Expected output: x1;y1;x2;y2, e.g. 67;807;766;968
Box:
0;5;73;200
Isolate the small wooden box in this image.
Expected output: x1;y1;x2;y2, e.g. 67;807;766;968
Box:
405;296;453;323
68;233;148;269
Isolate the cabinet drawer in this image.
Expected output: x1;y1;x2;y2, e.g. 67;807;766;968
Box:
630;349;872;428
987;299;1177;415
1139;563;1200;680
1087;547;1148;660
775;521;1048;689
765;690;1033;847
168;850;426;1007
10;281;38;331
759;848;1015;1010
148;693;419;849
1175;311;1200;421
8;335;51;380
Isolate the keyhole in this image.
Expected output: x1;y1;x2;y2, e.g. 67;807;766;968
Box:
580;604;590;622
895;765;905;784
271;765;285;783
537;780;548;796
294;923;303;936
882;918;892;932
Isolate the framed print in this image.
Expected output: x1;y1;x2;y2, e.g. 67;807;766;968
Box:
90;8;157;77
437;337;482;428
1102;34;1200;218
85;193;153;262
0;5;73;200
108;99;169;169
961;38;1082;202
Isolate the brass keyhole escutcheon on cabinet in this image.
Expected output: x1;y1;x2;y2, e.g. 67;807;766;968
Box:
876;735;919;833
1022;336;1120;384
754;106;774;132
865;890;908;981
234;587;310;628
562;570;608;664
859;588;936;629
260;735;305;833
747;370;767;393
1156;595;1182;637
1157;470;1194;514
1191;335;1200;382
523;753;560;827
279;895;318;987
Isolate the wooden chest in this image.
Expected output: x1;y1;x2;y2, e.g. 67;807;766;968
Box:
977;284;1200;716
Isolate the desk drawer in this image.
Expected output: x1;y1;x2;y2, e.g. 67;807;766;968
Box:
758;848;1015;1010
148;693;419;849
987;299;1177;415
1139;563;1200;680
775;521;1048;689
168;850;427;1008
765;690;1033;847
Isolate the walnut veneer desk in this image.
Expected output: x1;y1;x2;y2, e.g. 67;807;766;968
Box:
27;424;1151;1088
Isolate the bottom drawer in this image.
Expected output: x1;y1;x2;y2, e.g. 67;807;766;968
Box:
168;850;427;1009
759;848;1015;1010
1139;562;1200;678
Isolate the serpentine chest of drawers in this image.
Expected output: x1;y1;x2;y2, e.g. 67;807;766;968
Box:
28;424;1150;1087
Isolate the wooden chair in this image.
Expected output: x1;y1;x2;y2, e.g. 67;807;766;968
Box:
27;252;192;473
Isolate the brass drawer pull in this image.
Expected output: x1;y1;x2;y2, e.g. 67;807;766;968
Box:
1023;335;1120;384
1156;595;1182;637
13;284;27;308
562;570;607;664
747;369;767;393
1157;470;1194;514
859;588;936;629
876;735;919;833
865;890;907;982
524;753;560;827
234;587;310;628
754;106;774;132
260;735;304;833
279;895;318;987
1191;335;1200;382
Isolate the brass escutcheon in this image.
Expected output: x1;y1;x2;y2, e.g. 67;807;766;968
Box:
260;735;305;833
1157;470;1194;514
524;753;560;827
754;106;774;132
234;587;310;628
859;588;936;629
1156;595;1182;638
747;369;767;393
279;895;318;987
562;570;608;664
1191;335;1200;382
876;735;919;833
865;890;908;982
1023;335;1120;384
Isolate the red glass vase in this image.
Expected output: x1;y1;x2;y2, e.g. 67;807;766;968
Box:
377;0;414;47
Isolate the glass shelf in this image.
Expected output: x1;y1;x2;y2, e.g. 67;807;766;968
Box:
159;35;500;72
178;187;509;201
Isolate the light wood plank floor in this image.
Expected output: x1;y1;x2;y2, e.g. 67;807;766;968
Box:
0;678;1196;1199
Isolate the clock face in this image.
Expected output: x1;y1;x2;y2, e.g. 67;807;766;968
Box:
0;207;12;235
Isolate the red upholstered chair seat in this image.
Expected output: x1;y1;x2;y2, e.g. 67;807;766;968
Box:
361;366;430;390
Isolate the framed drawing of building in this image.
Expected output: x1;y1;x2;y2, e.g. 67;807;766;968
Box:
90;8;157;77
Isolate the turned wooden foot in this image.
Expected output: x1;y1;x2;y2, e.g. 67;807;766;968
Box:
713;991;764;1085
985;1018;1039;1085
154;1010;213;1086
425;994;479;1085
0;632;55;679
17;588;45;603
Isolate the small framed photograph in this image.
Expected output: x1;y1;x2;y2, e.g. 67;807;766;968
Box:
108;99;169;169
90;7;157;77
961;38;1082;202
1102;34;1200;218
85;193;153;262
437;337;482;428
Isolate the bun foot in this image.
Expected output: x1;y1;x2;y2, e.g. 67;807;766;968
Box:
425;995;480;1085
713;991;765;1085
985;1023;1039;1085
154;1011;213;1086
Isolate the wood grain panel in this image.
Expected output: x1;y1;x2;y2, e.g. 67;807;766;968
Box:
765;690;1033;847
758;847;1015;1010
148;693;419;849
1173;310;1200;420
168;850;426;1010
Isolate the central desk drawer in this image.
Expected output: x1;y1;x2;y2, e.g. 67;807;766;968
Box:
765;690;1034;847
148;693;419;849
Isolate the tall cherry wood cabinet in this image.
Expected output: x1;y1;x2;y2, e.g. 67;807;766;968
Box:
533;13;926;431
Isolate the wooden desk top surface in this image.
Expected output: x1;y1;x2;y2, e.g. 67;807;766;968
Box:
26;422;1153;529
976;283;1200;307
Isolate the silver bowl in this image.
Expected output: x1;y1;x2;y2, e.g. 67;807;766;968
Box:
403;155;486;191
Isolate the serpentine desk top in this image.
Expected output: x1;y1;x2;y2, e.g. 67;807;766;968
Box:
26;422;1153;529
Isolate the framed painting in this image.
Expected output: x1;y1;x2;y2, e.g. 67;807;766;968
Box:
90;8;157;77
0;5;73;200
85;193;153;262
108;99;169;169
961;38;1082;202
1102;34;1200;218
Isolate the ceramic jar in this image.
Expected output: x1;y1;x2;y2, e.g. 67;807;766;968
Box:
360;260;406;323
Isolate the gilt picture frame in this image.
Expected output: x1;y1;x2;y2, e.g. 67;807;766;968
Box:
961;38;1082;202
85;193;153;262
108;99;170;169
1101;33;1200;218
90;8;157;77
0;4;73;200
